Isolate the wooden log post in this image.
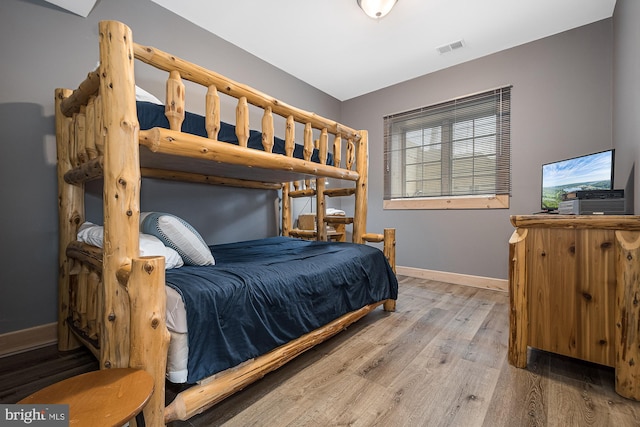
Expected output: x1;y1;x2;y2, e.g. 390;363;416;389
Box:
346;138;355;171
614;230;640;400
87;269;100;339
262;107;274;153
98;20;141;370
94;94;104;155
236;97;249;147
69;113;78;168
316;177;326;241
205;85;220;140
128;256;170;427
303;123;313;159
85;97;98;160
315;129;329;241
303;123;313;189
69;272;79;325
333;135;342;169
318;128;328;166
383;228;397;312
166;70;185;131
353;131;368;244
75;106;87;165
77;265;89;330
282;182;291;237
383;300;397;312
55;88;83;351
383;228;396;273
285;116;295;157
508;227;529;368
281;117;295;237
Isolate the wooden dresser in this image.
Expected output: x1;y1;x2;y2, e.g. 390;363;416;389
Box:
508;215;640;400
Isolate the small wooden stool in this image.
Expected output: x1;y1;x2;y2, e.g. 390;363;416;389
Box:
18;368;154;427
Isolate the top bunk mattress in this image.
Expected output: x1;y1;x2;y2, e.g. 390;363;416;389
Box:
164;236;398;383
137;101;333;166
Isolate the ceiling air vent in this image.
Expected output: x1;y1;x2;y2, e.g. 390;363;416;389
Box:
437;40;465;55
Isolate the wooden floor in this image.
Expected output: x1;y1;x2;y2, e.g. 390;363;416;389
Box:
2;276;640;426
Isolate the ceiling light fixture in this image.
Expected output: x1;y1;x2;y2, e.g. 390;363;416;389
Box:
357;0;398;19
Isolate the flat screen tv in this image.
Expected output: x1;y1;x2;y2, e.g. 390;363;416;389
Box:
541;149;614;212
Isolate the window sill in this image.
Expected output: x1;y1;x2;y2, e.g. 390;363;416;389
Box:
383;194;509;210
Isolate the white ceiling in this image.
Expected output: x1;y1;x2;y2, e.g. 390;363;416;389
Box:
44;0;97;17
56;0;617;100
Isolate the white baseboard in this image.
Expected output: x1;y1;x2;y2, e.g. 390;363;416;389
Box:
0;322;57;358
396;266;508;293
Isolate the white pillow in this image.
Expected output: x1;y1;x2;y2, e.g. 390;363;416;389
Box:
77;222;184;269
139;233;184;269
135;85;163;105
76;221;104;247
140;213;215;266
326;208;346;216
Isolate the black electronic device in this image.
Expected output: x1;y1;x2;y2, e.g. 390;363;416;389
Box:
558;198;626;215
563;189;624;200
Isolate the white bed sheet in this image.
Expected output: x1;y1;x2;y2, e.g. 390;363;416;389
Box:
165;286;189;383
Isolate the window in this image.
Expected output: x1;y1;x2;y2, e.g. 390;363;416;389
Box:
383;86;511;209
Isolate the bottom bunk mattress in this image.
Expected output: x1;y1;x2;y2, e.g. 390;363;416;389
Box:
163;236;398;384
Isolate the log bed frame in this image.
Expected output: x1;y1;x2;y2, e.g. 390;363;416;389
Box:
56;21;397;425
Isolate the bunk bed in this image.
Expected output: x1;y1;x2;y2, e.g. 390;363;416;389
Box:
56;21;398;426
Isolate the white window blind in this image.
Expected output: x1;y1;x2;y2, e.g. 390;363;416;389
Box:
384;86;511;200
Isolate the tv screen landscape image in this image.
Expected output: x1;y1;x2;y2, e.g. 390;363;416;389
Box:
541;149;614;211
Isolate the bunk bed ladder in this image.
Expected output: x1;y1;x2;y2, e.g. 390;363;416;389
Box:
283;131;361;242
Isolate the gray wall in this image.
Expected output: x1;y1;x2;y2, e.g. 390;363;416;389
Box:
0;0;341;334
1;0;634;336
342;19;614;281
613;0;640;214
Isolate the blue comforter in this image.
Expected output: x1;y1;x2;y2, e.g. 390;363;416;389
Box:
164;237;397;383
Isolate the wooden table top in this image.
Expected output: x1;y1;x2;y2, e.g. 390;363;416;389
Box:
18;368;154;427
510;214;640;230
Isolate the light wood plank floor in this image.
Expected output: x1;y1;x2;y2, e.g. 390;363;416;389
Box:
2;276;640;426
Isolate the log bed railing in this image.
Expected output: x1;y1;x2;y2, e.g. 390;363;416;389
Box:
56;20;396;426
